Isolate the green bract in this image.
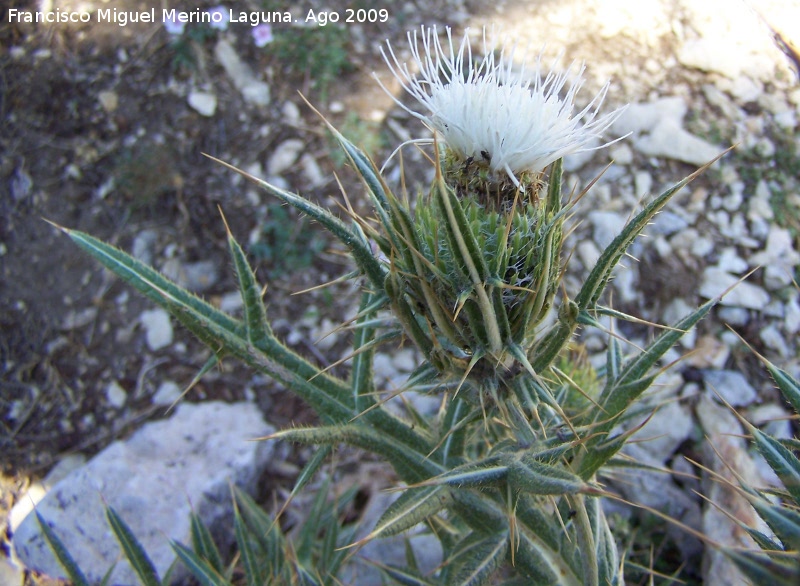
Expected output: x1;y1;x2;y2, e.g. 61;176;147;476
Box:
380;150;565;403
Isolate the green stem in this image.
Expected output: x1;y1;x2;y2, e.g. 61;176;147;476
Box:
570;494;598;586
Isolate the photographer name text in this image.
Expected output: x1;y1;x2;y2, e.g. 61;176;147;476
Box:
8;7;389;27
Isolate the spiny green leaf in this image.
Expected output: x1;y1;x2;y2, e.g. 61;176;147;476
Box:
233;497;269;586
375;562;442;586
508;458;586;496
64;228;240;334
367;486;453;541
606;336;623;384
190;512;224;575
594;298;715;434
105;506;160;586
170;540;230;586
751;427;800;504
748;496;800;551
290;446;332;502
63;226;358;425
327;122;390;212
351;291;377;412
449;531;508;586
437;398;475;466
35;510;91;586
765;360;800;415
423;460;509;490
743;526;786;552
724;549;800;586
272;424;441;484
584;494;621;586
226;227;273;350
576;156;725;310
513;528;579;585
233;487;283;553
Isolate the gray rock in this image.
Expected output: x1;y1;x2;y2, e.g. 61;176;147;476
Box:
214;39;270;107
131;229;160;266
650;211;689;236
717;306;750;327
105;380;127;408
701;369;757;407
631;400;693;462
715;248;747;274
701;84;743;121
760;324;791;358
60;307;98;330
577;240;601;270
13;402;274;585
162;259;220;293
615;444;702;560
611;97;687;136
699;268;770;309
139;308;173;351
634;171;652;197
589;210;626;250
98;90;118;113
609;143;634;165
267;139;305;176
749;403;792;440
785;296;800;335
187;91;218;117
152;380;182;406
662;298;697;348
391;348;418;373
635;119;721;166
373;352;397;383
749;226;800;290
677;36;774;81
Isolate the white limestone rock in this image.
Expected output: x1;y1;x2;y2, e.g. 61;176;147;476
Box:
214;39;270;107
702;369;757;407
12;402;274;585
187;91;217;117
749;226;800;290
635;119;722;166
699;268;770;309
267;139;305;176
139;308;173;351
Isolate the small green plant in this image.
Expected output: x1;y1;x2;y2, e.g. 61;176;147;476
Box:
270;27;354;99
250;202;327;279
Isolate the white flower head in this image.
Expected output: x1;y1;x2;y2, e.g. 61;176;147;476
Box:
379;26;627;187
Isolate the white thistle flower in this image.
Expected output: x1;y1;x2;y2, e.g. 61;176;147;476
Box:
378;26;627;187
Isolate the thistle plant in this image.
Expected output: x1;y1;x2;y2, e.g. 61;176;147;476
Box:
44;25;731;585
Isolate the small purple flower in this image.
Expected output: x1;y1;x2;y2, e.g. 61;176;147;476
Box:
163;14;185;36
252;24;273;48
207;6;229;31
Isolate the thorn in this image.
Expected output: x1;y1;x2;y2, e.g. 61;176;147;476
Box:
42;217;69;233
217;204;232;237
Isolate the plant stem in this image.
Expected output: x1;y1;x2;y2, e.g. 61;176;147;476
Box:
570;494;598;586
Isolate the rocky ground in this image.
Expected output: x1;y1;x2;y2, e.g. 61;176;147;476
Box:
2;0;799;584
